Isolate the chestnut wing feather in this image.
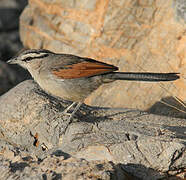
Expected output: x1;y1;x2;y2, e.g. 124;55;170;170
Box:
52;58;118;79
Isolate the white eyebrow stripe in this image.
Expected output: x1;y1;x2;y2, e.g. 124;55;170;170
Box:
21;53;48;60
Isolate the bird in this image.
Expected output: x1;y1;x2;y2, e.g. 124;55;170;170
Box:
7;49;180;119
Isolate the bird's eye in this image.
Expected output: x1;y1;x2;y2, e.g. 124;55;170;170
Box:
23;57;33;62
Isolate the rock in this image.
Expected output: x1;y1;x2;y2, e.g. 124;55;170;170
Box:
19;0;185;110
0;80;185;179
173;0;186;23
0;151;129;180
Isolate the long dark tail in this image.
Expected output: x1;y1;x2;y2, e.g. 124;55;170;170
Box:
107;72;180;82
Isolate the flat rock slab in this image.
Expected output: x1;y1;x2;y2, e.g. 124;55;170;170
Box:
0;80;185;179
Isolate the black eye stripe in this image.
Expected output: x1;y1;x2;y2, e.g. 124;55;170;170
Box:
22;54;49;62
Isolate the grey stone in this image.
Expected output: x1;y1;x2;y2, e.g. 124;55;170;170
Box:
173;0;186;23
0;80;185;179
0;151;130;180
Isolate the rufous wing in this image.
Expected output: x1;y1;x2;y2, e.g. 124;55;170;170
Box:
52;61;118;79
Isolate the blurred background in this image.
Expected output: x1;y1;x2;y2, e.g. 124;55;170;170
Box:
0;0;185;118
0;0;29;95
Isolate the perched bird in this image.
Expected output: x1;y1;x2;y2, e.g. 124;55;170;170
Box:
7;49;179;118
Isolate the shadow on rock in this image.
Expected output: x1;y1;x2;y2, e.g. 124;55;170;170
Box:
119;163;184;180
10;162;29;173
147;96;186;119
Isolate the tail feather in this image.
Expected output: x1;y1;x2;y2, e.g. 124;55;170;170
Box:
108;72;180;82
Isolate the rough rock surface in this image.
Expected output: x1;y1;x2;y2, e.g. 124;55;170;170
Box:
0;152;130;180
0;80;185;179
19;0;186;109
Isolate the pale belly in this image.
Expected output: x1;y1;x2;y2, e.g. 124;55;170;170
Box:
35;75;103;102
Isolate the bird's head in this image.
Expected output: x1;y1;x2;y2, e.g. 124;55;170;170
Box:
7;49;53;69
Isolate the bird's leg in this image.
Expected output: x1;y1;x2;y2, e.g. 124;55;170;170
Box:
62;102;83;134
63;102;77;114
70;102;82;117
63;102;82;119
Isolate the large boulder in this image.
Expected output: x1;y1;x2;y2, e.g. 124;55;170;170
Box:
0;80;185;179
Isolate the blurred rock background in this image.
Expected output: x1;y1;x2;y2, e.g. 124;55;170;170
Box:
19;0;186;112
0;0;29;95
